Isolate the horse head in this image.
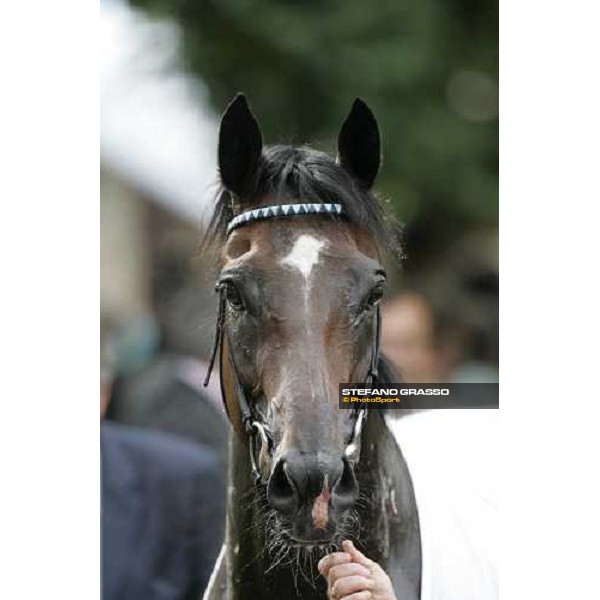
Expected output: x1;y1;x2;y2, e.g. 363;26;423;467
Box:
205;94;394;548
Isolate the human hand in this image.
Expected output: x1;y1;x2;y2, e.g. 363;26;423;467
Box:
318;540;397;600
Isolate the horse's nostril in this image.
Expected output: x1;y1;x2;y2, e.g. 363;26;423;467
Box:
267;459;297;514
331;456;359;510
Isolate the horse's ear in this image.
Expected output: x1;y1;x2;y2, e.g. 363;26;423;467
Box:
218;93;263;197
337;98;381;189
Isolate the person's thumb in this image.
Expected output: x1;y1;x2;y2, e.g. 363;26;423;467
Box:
342;540;374;568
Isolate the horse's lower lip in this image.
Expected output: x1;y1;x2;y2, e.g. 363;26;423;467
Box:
289;536;334;546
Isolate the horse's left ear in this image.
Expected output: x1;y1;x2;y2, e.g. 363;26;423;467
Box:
337;98;381;189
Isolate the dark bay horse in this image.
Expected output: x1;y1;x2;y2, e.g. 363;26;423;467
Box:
202;95;421;599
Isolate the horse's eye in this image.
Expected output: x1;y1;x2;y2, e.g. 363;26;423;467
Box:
365;283;385;309
223;282;245;311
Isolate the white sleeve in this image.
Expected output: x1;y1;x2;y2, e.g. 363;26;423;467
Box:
386;410;499;600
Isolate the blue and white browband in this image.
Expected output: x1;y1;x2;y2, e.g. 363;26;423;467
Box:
226;203;343;235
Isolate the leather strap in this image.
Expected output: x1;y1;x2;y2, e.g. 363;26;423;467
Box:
204;284;381;483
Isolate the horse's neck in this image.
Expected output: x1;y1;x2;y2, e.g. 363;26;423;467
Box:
354;411;421;598
224;411;421;600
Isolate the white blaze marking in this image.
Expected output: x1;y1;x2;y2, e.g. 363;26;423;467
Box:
281;234;326;403
281;234;325;281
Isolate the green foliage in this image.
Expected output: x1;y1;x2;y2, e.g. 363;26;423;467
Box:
130;0;497;260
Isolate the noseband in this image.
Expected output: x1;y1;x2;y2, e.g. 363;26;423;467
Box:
204;203;382;484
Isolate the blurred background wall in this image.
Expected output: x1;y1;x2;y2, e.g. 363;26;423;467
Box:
101;0;498;393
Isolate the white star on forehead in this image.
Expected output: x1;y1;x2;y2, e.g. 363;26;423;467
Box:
281;235;326;280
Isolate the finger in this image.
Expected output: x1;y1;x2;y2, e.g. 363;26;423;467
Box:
342;540;374;568
339;593;372;600
331;575;374;599
328;562;371;584
318;552;352;576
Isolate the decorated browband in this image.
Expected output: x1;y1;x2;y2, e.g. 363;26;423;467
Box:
227;203;343;235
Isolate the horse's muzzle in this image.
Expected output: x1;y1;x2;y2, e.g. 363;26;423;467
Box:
266;451;359;536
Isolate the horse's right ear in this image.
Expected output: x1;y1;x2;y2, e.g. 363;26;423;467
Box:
218;93;263;197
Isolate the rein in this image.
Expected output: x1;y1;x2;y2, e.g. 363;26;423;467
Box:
204;203;382;484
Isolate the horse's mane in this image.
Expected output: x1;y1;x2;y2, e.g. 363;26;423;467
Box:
200;145;403;260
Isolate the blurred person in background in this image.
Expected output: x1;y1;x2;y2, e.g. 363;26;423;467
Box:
381;292;442;383
381;273;498;384
106;258;228;465
101;321;226;600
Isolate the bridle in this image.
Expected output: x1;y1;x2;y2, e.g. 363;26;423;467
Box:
203;203;382;484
